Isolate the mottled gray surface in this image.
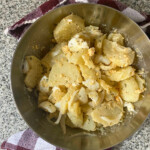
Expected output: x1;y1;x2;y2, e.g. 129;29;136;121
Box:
0;0;149;149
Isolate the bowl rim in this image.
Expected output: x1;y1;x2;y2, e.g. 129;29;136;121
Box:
11;3;150;150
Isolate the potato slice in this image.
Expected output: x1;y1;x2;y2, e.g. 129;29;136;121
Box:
66;116;76;128
88;90;104;107
101;75;116;86
67;112;83;127
54;14;85;43
68;101;82;116
88;91;99;103
105;92;115;101
119;76;140;102
79;64;97;81
103;39;135;67
100;63;116;71
24;56;43;89
80;116;96;131
60;97;68;115
81;104;92;114
68;52;85;65
98;79;119;97
68;90;79;107
78;87;88;104
67;102;83;127
107;33;124;45
82;52;95;69
48;60;82;87
39;101;56;113
104;66;135;82
48;86;66;104
63;45;95;69
135;74;145;93
41;43;66;71
62;45;84;65
91;101;123;127
98;79;112;93
56;87;78;114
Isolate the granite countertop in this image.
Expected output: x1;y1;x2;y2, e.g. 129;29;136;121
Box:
0;0;150;149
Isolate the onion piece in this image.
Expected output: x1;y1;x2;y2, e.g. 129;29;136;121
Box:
55;112;62;124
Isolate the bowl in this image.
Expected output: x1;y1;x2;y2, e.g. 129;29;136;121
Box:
11;3;150;150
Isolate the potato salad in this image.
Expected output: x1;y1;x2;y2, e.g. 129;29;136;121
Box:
23;14;146;132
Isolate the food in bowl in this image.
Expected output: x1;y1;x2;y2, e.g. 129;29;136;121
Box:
23;14;146;132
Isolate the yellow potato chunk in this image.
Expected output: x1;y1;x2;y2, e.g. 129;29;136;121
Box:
105;92;115;101
54;14;85;43
107;33;124;45
66;116;76;128
103;39;135;67
81;104;92;114
101;75;116;86
39;101;56;113
24;56;43;89
62;45;84;65
88;91;99;103
41;43;66;71
80;116;96;131
56;86;78;114
68;52;85;65
98;79;112;93
100;63;116;71
88;90;104;107
135;74;146;93
105;66;135;82
67;102;83;127
48;60;82;87
119;76;140;102
82;52;95;69
88;91;104;108
91;101;123;127
78;87;88;104
68;101;82;116
48;87;66;104
79;64;97;80
60;97;68;115
68;90;79;107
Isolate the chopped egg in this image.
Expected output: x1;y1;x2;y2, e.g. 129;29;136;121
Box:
39;76;49;93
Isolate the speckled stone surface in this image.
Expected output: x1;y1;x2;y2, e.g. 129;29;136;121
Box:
0;0;149;149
